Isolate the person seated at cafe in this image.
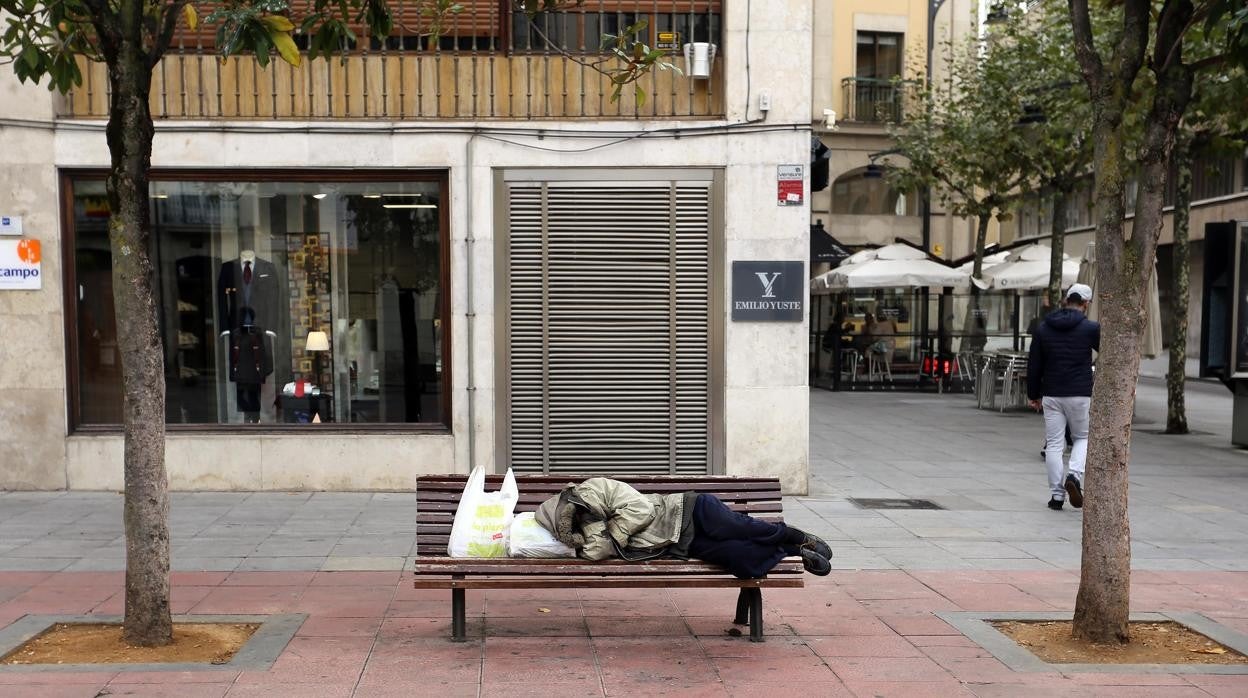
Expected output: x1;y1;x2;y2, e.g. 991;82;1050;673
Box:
866;312;897;360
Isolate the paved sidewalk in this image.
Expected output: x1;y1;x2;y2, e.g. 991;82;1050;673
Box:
1;378;1247;696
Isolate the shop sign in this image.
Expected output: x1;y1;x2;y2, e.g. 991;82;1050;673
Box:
777;165;803;206
0;239;41;290
0;215;22;235
732;261;804;322
656;31;681;52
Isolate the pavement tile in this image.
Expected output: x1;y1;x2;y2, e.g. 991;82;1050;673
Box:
1183;674;1248;698
0;687;108;698
1064;673;1199;686
358;682;481;698
379;616;483;640
105;671;241;684
295;586;394;617
481;655;598;684
878;613;961;636
357;654;481;684
487;615;590;637
296;616;384;637
724;682;853;698
224;682;356;697
486;636;595;659
189;585;303;614
599;654;718;685
0;672;118;686
103;683;232;697
782;615;898;636
308;571;403;587
221;571;317;587
585;616;687;637
805;635;924;658
843;680;977;697
823;656;953;683
696;635;814;659
711;655;839;683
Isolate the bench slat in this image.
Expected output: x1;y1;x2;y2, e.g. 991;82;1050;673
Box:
412;557;803;576
412;577;806;590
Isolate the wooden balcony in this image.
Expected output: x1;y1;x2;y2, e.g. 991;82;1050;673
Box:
58;2;725;120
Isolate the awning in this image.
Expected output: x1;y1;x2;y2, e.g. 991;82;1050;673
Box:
811;222;851;266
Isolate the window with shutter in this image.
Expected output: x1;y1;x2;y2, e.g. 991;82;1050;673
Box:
498;174;719;475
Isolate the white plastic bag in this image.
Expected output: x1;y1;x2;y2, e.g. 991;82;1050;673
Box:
507;512;577;558
447;466;519;558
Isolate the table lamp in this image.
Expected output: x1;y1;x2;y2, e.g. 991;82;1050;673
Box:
305;330;329;391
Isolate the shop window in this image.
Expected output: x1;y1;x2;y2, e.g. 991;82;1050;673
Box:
831;169;917;216
67;174;447;428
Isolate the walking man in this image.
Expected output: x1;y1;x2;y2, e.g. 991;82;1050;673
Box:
1027;283;1099;511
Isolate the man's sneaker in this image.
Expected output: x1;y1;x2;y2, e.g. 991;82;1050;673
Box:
1065;475;1083;509
1048;497;1064;511
799;547;831;576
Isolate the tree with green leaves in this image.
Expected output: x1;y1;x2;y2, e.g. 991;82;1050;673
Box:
1164;47;1248;435
1065;0;1248;643
0;0;666;647
989;1;1095;307
886;41;1038;281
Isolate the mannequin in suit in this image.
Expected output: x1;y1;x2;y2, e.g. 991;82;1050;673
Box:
217;250;281;333
223;306;274;423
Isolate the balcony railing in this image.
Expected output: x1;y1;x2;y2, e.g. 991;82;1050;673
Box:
58;1;724;120
840;77;913;124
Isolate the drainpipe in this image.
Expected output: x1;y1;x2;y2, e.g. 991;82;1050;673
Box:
464;132;479;472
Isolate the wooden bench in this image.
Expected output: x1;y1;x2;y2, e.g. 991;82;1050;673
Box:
412;475;805;642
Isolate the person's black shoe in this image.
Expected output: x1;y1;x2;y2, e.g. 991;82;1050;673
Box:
785;527;833;561
1048;497;1064;511
1065;475;1083;509
799;547;831;576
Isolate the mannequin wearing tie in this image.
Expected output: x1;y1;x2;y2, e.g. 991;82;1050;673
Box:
217;250;280;333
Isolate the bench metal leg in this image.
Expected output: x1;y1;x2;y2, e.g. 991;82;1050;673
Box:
734;588;751;625
733;587;766;642
451;587;466;642
748;588;764;643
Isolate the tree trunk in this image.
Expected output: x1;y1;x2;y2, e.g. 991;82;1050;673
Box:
1166;131;1193;434
971;213;991;279
107;30;172;646
1071;110;1134;644
1071;0;1193;643
1048;191;1069;309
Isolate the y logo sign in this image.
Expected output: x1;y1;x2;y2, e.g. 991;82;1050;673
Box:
732;261;803;322
755;272;781;298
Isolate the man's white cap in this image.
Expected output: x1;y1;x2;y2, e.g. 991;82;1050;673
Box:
1066;283;1093;302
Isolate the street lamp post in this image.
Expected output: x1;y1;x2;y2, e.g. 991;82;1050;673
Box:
920;0;947;385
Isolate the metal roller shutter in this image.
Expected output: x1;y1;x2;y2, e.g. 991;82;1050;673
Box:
503;179;712;475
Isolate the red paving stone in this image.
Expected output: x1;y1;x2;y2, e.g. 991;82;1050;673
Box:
0;570;1246;696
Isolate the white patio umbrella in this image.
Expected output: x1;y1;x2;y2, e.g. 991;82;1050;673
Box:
980;243;1081;291
839;242;928;267
1076;242;1163;359
813;257;969;291
956;250;1011;274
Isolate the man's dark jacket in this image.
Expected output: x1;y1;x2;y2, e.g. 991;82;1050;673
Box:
1027;308;1100;400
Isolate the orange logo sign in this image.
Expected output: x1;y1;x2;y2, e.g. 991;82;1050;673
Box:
16;239;40;264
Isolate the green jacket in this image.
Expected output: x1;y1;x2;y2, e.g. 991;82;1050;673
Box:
535;478;687;561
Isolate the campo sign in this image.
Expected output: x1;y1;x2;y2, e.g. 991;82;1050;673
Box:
731;261;804;322
0;239;41;290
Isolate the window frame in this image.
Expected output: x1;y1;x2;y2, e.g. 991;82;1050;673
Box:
855;31;905;80
60;168;453;434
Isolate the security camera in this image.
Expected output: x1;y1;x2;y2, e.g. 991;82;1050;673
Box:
822;109;838;131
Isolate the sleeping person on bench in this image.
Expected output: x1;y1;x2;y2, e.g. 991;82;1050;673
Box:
535;477;832;577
